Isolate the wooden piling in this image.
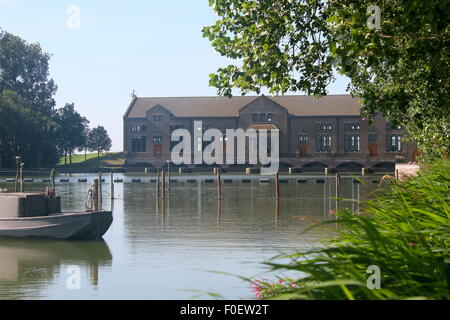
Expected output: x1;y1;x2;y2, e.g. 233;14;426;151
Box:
335;173;340;210
161;170;165;198
98;172;102;210
275;172;280;198
110;172;114;200
50;169;55;191
93;179;99;211
216;170;222;199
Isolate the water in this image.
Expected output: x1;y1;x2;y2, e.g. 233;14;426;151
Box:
0;174;373;299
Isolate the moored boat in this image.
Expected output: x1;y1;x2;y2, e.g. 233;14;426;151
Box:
0;192;112;240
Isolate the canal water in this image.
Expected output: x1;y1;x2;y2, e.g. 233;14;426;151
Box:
0;174;374;299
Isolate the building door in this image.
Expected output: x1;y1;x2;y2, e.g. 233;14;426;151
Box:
298;143;307;158
368;143;378;157
154;145;162;158
298;135;308;158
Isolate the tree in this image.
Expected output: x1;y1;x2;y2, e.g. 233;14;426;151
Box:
54;103;89;165
0;90;59;168
0;30;96;169
203;0;450;157
0;29;59;168
0;29;57;114
87;126;112;160
77;126;90;162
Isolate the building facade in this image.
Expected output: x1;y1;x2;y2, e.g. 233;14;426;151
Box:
123;95;418;170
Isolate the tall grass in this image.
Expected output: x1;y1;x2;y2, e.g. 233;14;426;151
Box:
254;159;450;300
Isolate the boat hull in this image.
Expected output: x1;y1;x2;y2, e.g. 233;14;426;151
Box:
0;211;113;240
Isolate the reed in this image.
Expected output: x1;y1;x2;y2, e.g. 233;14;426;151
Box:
252;158;450;300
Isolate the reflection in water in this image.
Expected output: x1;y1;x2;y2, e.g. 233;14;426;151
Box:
216;199;221;231
275;198;280;228
0;239;112;299
0;174;373;299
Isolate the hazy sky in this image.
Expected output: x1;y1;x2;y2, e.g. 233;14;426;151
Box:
0;0;350;151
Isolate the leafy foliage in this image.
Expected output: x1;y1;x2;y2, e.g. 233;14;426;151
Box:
0;30;59;168
203;0;450;157
54;103;89;165
0;29;57;113
254;158;450;300
87;126;112;160
0;29;110;168
0;90;59;168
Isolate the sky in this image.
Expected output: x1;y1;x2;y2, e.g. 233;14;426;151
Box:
0;0;350;151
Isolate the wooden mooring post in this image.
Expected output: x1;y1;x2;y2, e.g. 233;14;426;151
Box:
93;179;99;211
335;173;340;210
216;169;222;199
161;170;165;198
110;172;114;200
50;169;56;191
98;172;103;210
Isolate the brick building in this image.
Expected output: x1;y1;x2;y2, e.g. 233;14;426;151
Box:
123;95;418;170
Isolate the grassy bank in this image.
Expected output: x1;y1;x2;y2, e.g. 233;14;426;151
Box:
56;152;124;168
252;158;450;300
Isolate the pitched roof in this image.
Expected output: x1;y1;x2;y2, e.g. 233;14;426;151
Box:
124;95;362;118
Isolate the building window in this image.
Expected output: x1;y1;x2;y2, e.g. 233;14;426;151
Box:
153;136;162;144
259;113;267;122
131;136;146;152
344;123;360;131
368;133;378;142
315;134;331;152
386;134;402;152
299;135;308;143
153;114;162;121
344;134;360;152
315;123;332;131
131;125;146;132
252;113;274;123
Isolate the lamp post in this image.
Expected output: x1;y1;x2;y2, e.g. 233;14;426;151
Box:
14;156;21;192
19;163;25;192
